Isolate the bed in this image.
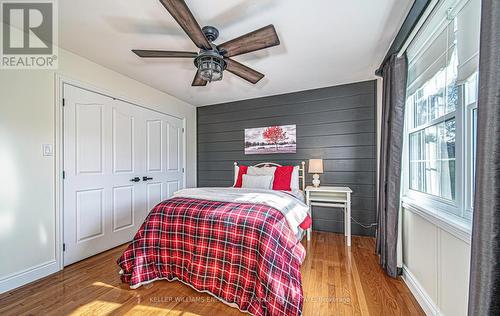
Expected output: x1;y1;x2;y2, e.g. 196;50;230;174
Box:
117;162;311;316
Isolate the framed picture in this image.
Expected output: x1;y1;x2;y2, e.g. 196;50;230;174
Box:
244;124;296;155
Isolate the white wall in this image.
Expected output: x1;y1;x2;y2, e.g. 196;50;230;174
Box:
0;48;196;292
402;207;471;316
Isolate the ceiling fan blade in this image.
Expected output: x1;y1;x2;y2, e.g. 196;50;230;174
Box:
132;49;198;58
158;0;211;50
192;71;207;86
224;58;264;84
218;24;280;57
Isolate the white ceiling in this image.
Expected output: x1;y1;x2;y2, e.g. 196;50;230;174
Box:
59;0;413;106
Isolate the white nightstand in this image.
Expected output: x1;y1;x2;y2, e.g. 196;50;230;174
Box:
305;186;353;246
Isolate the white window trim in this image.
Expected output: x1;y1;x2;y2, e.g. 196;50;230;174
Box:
464;100;477;218
405;95;463;215
407;111;455;135
402;197;472;244
405;188;459;214
403;83;473;232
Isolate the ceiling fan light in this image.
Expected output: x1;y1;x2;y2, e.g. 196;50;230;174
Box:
195;55;225;82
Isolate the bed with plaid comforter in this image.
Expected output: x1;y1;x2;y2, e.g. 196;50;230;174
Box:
117;188;310;316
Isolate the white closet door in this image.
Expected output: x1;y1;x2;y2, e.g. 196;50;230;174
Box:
143;111;185;212
63;84;184;266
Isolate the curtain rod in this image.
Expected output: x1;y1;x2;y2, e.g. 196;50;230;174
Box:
397;0;440;58
375;0;433;76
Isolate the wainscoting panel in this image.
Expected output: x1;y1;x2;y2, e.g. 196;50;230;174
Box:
197;80;377;236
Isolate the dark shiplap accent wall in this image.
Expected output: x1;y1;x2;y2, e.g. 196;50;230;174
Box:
197;80;377;236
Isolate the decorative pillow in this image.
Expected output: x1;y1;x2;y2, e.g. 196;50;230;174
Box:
290;166;300;190
299;215;312;230
235;165;300;189
234;165;248;188
241;174;273;189
272;166;294;191
247;166;277;176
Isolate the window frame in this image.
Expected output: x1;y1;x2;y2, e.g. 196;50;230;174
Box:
404;89;464;220
464;97;477;220
402;0;478;231
404;75;477;229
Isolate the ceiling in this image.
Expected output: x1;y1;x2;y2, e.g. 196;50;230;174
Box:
59;0;413;106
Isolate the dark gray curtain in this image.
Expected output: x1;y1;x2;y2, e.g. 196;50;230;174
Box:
468;0;500;314
376;54;408;278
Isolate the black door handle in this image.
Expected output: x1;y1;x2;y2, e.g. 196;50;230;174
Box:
143;176;153;181
130;177;140;182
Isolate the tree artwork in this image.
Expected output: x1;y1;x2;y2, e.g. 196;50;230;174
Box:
244;124;296;155
263;126;287;150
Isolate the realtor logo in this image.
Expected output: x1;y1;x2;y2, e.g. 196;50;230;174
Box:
1;0;58;69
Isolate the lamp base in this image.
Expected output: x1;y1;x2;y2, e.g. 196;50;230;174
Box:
312;174;321;187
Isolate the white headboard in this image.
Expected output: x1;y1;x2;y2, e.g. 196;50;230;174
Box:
233;161;306;190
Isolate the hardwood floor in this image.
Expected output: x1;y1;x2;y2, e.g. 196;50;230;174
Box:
0;232;424;315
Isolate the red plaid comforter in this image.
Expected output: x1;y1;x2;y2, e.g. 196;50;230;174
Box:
117;197;306;316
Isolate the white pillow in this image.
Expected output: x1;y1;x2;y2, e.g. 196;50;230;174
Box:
241;174;273;189
247;166;277;176
234;165;275;186
291;166;300;190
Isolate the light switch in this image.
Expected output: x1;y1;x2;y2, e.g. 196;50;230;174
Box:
42;144;53;156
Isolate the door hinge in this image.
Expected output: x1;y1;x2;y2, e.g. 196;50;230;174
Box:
182;128;185;133
62;98;65;106
62;171;66;179
182;168;185;173
63;243;66;252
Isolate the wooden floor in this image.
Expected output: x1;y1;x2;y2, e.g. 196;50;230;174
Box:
0;232;424;315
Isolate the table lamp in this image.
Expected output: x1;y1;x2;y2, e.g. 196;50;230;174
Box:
308;159;324;187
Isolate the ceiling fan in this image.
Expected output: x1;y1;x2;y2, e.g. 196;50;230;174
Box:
131;0;280;86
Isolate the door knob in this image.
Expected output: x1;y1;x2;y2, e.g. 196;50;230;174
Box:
143;176;153;181
130;177;141;182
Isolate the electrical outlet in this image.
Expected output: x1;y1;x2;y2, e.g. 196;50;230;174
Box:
42;144;53;156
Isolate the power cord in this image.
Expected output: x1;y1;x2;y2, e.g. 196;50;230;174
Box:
350;216;378;229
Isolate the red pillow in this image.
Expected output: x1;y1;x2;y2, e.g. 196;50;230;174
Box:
299;215;312;230
272;166;294;191
234;165;248;188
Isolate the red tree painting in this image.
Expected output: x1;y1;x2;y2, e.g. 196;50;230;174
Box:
263;126;287;150
244;124;296;155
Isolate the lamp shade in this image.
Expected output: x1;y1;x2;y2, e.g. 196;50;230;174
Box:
308;159;324;174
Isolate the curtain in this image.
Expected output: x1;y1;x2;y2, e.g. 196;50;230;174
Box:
376;54;408;278
468;0;500;314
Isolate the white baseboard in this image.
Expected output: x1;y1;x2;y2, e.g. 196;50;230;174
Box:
402;265;441;316
0;260;60;294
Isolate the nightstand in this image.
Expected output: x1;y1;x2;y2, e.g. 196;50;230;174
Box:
305;186;353;246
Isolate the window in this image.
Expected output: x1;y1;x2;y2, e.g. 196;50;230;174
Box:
464;72;478;217
404;0;480;226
